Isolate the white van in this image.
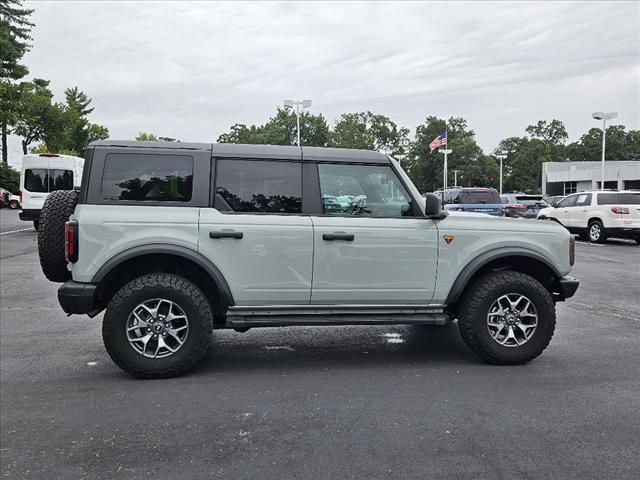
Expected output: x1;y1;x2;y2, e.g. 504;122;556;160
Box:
19;153;84;229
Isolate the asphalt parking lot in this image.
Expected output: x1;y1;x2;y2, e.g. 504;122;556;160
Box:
1;209;638;480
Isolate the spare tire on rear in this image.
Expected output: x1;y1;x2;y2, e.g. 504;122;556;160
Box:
38;189;79;282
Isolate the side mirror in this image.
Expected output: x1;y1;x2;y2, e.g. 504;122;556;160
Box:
425;193;446;218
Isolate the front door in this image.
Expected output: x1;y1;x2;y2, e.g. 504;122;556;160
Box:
552;193;578;227
310;162;438;305
199;158;313;306
567;192;592;228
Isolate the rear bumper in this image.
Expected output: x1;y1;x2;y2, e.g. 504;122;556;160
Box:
557;276;579;300
19;209;41;221
58;281;98;315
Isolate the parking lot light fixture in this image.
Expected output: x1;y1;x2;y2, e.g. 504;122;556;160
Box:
591;112;618;189
496;152;508;195
284;99;312;147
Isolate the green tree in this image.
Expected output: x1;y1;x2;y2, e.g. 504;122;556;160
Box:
408;116;485;192
135;132;177;142
331;111;409;155
217;124;265;144
566;126;633;162
0;0;35;164
0;161;20;192
217;108;331;147
12;78;64;153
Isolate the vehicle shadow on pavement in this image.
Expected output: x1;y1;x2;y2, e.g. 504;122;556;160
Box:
189;322;479;376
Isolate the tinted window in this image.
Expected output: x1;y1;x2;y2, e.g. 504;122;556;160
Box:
459;190;501;204
24;168;73;192
215;159;302;213
101;153;193;201
318;163;414;217
597;193;619;205
24;169;48;192
620;193;640;205
49;169;73;191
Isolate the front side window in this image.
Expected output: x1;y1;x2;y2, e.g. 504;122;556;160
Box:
318;163;414;217
574;193;592;207
215;159;302;213
101;153;193;202
557;194;578;208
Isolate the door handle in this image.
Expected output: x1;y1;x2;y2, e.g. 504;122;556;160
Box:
322;232;354;241
209;230;243;239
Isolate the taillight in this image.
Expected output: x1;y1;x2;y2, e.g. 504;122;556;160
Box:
18;191;22;202
569;235;575;266
65;221;78;263
611;207;629;214
511;204;527;209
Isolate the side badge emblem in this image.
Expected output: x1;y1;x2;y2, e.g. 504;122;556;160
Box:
443;234;455;244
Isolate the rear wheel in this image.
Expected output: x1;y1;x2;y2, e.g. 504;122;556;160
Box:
102;274;213;378
37;190;79;282
9;200;20;209
457;271;556;365
587;220;606;243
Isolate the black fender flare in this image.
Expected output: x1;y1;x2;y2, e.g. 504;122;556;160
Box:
92;244;235;306
445;247;562;305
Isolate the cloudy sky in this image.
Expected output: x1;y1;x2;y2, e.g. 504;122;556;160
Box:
7;0;640;166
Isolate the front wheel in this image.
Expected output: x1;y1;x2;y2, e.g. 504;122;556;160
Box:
102;274;214;378
457;271;556;365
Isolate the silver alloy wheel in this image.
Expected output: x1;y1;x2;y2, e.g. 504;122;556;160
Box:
486;293;538;347
589;223;601;241
126;298;189;358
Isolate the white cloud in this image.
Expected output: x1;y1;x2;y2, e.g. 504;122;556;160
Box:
6;0;639;166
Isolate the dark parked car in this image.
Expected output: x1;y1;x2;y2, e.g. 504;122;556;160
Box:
501;194;549;218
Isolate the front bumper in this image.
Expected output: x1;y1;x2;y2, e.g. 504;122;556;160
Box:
557;276;579;300
58;281;98;315
19;209;41;221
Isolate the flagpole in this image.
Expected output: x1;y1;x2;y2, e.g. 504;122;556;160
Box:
444;122;448;189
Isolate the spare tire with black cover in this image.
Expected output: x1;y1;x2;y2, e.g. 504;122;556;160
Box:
38;189;79;282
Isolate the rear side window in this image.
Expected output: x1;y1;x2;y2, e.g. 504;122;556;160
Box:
620;193;640;205
215;159;302;213
24;169;48;192
101;153;193;202
24;168;73;192
597;193;619;205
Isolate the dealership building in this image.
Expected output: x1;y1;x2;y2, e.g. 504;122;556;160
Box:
541;160;640;195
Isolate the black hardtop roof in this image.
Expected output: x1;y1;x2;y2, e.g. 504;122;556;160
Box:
89;141;390;164
437;187;499;192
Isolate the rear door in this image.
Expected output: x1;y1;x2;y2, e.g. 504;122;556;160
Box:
309;162;438;305
198;158;313;306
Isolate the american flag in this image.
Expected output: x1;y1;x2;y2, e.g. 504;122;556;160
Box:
429;132;447;153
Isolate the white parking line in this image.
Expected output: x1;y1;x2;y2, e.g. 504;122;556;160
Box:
575;241;606;247
0;227;35;236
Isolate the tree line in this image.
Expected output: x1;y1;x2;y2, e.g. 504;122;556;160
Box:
214;111;640;194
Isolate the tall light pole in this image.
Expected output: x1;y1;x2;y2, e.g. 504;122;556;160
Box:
496;153;507;194
284;99;312;147
592;112;617;189
438;148;452;189
452;170;459;187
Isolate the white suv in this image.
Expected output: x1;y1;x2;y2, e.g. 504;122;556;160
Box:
537;191;640;243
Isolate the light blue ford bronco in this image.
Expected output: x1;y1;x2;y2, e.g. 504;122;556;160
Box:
37;141;579;378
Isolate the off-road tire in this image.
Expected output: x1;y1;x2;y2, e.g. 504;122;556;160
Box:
9;200;20;209
457;270;556;365
102;274;213;379
587;219;606;243
37;189;79;282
